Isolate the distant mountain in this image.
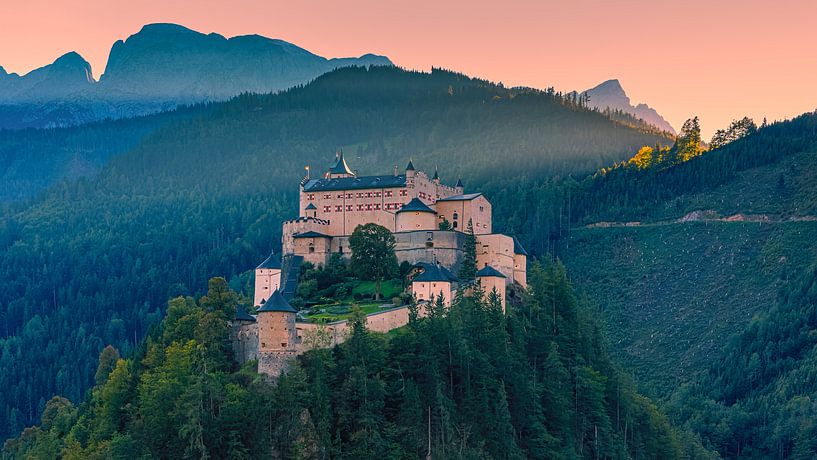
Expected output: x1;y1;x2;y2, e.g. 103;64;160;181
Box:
581;79;676;134
0;23;392;129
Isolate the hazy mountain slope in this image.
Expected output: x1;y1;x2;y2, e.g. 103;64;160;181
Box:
582;79;676;134
0;23;391;129
0;66;670;439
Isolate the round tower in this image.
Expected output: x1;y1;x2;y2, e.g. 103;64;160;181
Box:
396;197;437;232
256;290;299;379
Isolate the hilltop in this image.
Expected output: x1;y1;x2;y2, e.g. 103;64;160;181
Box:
0;65;671;439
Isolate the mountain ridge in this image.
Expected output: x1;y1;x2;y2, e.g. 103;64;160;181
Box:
0;23;392;128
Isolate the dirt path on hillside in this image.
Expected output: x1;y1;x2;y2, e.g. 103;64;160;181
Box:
584;210;817;229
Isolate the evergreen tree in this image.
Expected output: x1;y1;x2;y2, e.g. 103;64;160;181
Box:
458;219;478;282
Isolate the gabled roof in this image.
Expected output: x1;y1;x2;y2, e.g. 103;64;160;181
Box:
406;159;415;171
302;174;406;192
257;290;297;313
256;251;281;270
512;236;528;256
437;193;483;202
293;231;331;239
477;265;506;278
397;197;436;214
234;305;256;322
413;262;458;282
305;203;317;210
329;151;354;175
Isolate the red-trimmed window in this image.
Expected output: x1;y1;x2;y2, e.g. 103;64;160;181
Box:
335;205;343;212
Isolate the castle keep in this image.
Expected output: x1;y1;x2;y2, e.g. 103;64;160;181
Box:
232;153;528;378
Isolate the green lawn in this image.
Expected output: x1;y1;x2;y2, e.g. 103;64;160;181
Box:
304;301;395;323
350;279;402;299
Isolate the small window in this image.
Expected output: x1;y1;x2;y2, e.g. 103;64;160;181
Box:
453;212;459;220
453;221;458;228
281;343;287;347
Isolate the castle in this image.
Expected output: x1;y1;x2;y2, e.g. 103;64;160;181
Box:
232;152;528;378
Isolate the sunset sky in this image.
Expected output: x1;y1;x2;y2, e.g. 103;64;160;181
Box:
1;0;815;138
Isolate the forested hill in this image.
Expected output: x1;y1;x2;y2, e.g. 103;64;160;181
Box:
2;268;715;459
0;65;670;440
547;112;817;457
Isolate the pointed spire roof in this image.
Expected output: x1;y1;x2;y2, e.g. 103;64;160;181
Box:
257;290;297;313
406;159;415;171
455;178;464;188
256;250;281;270
432;166;439;181
234;305;256;322
397;197;436;214
512;236;528;256
477;265;506;278
328;150;354;175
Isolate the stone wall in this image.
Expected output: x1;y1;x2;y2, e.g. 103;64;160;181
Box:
231;321;259;363
476;233;516;282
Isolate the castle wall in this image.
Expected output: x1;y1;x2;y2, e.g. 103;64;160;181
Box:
301;185;405;234
476;234;516;282
434;194;492;234
396;210;437;232
514;253;527;288
331;230;466;272
412;281;453;306
231;321;259;363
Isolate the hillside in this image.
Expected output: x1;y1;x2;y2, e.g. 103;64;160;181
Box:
2;269;714;459
552;112;817;457
581;79;676;134
0;23;391;129
0;65;670;440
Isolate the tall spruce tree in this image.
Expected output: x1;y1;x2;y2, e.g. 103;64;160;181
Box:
458;219;478;282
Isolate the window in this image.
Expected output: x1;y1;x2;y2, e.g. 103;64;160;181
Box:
336;205;343;212
426;232;433;241
356;192;363;198
323;205;331;212
323;194;331;199
281;343;287;348
453;221;458;228
307;194;315;200
366;192;372;198
337;194;344;198
357;204;364;211
399;189;408;197
385;190;393;197
453;212;459;220
346;205;353;211
479;206;484;212
374;204;381;210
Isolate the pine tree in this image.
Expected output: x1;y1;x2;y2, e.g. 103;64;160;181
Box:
458;219;478;282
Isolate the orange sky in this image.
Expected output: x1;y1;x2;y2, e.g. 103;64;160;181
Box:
1;0;816;138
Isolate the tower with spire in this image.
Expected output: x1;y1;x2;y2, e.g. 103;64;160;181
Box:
253;250;282;307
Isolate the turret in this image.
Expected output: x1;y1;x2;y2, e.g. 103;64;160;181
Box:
256;290;299;378
477;265;507;312
455;178;464;194
327;150;354;179
305;202;317;218
512;236;528;288
405;159;416;180
254;251;282;307
432;166;440;183
396;197;437;232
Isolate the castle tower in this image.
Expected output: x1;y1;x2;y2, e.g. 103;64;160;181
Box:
256;290;299;378
477;265;507;312
455;178;464;194
395;197;437;232
254;251;282;307
327;151;354;179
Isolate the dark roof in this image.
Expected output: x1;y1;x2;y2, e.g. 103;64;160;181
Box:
413;262;458;282
477;265;506;278
455;178;464;188
437;193;483;202
257;290;297;313
329;151;354;175
305;203;317;210
293;230;331;239
512;236;528;256
397;197;436;214
256;251;281;269
405;159;415;171
234;305;256;322
432;167;439;181
302;174;406;192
